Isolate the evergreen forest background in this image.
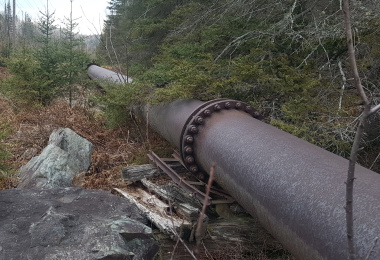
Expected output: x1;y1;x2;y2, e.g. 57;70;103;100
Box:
96;0;380;171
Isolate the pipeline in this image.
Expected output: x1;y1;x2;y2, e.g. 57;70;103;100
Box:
88;64;380;260
87;63;132;84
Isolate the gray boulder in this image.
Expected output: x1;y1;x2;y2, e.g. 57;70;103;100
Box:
18;128;94;189
0;188;159;260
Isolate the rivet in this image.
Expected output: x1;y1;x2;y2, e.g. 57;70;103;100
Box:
235;102;242;109
185;135;194;144
195;116;204;125
185;156;195;164
203;109;211;117
184;146;193;154
245;106;252;112
225;102;231;109
196;172;205;180
190;165;198;173
253;111;260;117
188;125;198;134
214;104;221;111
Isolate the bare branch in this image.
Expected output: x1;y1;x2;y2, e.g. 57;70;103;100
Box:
343;0;369;105
369;152;380;170
169;226;197;260
297;45;318;68
345;105;369;260
195;163;215;254
369;103;380;116
108;24;125;84
338;60;347;111
289;0;298;29
214;32;252;63
342;1;373;259
365;237;378;260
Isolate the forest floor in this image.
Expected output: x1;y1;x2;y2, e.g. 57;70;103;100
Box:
0;94;169;191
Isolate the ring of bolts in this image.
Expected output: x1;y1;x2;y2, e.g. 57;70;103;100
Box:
179;99;262;175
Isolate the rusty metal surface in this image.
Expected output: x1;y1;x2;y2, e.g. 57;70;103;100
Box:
194;109;380;260
142;99;203;146
87;64;132;84
145;101;380;260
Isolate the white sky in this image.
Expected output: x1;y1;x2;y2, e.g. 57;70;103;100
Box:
3;0;110;35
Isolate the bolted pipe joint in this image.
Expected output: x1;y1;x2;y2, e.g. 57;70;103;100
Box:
88;65;380;260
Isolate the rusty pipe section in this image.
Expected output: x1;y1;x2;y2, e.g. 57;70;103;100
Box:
88;64;132;83
88;66;380;260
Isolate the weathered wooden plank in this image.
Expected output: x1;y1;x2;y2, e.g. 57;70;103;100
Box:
114;187;191;238
121;164;159;181
141;178;202;209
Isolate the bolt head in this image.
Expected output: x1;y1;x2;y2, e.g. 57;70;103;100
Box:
214;104;221;111
195;116;204;125
203;109;212;116
196;172;205;180
235;102;242;109
185;156;195;164
225;102;231;109
188;125;198;134
185;135;194;144
184;146;193;154
190;165;198;173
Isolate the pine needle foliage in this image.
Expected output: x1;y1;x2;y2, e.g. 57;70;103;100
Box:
1;49;54;108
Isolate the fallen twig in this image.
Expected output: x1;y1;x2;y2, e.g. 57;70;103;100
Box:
195;163;216;254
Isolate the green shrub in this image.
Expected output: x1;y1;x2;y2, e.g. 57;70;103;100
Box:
93;80;150;128
1;50;54;107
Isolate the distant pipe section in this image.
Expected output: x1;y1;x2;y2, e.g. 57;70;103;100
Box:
87;64;132;84
88;65;380;260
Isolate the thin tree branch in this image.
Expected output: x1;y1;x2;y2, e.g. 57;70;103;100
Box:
343;1;373;259
345;105;369;260
343;0;369;105
214;32;251;63
195;163;215;255
369;103;380;116
338;60;347;111
369;152;380;170
169;226;197;260
364;237;378;260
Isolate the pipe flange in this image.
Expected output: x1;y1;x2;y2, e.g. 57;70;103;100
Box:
179;99;262;174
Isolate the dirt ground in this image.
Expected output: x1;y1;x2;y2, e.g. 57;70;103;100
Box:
0;95;166;189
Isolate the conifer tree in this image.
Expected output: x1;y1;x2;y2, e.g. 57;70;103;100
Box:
36;0;58;83
60;0;90;107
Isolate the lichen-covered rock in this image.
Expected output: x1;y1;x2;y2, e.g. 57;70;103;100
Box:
0;188;159;260
18;128;93;189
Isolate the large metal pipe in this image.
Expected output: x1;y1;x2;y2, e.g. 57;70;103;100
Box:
88;64;132;84
88;65;380;260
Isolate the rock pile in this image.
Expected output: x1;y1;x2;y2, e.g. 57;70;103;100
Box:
0;128;158;260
